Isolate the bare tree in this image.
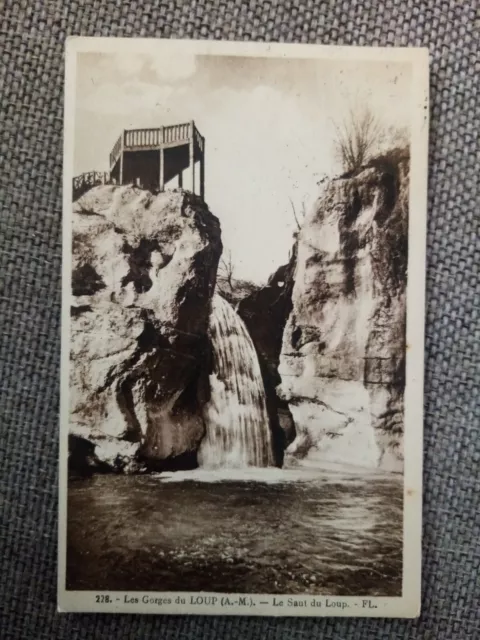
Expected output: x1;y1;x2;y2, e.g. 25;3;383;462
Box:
288;197;309;232
385;124;409;150
217;250;235;293
288;197;302;231
333;105;384;173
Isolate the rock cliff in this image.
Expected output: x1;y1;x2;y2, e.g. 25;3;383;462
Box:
278;153;409;471
69;185;221;473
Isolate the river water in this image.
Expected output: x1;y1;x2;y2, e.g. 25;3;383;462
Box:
67;465;403;596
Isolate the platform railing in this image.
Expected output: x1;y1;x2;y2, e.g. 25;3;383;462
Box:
72;171;111;201
194;126;204;153
109;122;202;170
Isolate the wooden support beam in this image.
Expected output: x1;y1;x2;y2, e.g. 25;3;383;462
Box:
119;131;124;185
189;123;195;194
178;170;183;189
200;138;205;200
159;147;165;192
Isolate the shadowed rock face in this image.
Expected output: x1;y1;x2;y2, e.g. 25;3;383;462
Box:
278;155;409;471
69;185;221;473
237;253;297;465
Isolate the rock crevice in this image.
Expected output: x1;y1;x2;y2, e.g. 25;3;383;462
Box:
237;248;297;465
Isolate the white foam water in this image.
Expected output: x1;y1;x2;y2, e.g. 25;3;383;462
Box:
198;294;274;469
156;462;397;484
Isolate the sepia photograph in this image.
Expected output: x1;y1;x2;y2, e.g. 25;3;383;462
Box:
59;38;428;617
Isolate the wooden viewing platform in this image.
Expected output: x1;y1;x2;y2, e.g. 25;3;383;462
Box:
109;120;205;197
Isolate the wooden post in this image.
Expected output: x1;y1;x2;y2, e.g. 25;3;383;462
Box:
200;137;205;200
159;147;164;192
189;120;195;194
178;170;183;189
119;131;124;185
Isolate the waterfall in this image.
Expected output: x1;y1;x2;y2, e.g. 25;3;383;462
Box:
199;294;274;469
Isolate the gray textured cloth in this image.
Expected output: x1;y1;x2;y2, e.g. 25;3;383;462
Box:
1;1;479;638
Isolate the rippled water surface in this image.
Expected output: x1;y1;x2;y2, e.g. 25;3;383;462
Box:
67;466;403;595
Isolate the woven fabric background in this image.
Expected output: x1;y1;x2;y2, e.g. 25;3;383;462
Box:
1;1;478;638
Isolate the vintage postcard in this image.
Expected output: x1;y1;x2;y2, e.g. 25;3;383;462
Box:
58;38;428;617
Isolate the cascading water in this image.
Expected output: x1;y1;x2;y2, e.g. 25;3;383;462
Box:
199;294;274;468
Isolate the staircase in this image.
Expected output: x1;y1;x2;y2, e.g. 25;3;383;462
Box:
72;171;111;201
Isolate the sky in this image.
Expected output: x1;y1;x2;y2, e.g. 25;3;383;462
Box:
74;51;412;284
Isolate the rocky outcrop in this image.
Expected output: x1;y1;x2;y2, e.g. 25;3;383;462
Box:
278;153;409;471
238;252;297;464
69;185;221;473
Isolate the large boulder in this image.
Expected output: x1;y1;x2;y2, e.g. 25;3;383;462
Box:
69;185;221;473
278;153;409;471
